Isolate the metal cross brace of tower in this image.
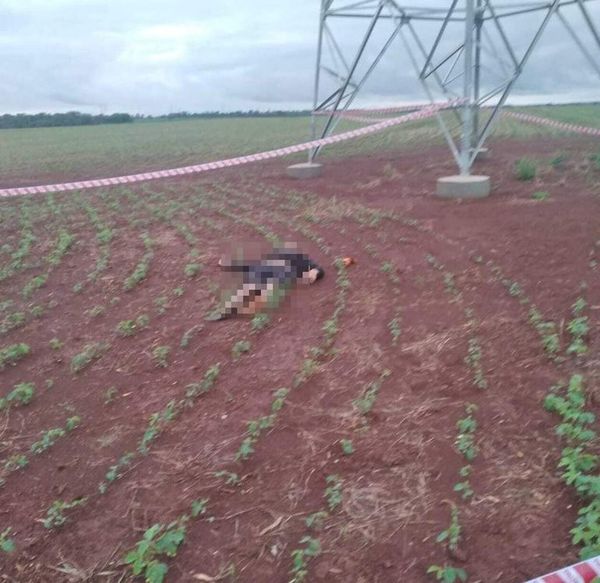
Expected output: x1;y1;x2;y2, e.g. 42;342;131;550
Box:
309;0;600;176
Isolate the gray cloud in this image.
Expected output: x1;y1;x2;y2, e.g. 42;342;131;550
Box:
1;0;599;114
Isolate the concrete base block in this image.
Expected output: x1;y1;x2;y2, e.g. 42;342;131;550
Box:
286;162;323;179
436;175;491;199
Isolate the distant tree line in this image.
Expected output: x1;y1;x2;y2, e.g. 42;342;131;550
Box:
0;111;133;129
0;109;314;129
139;110;312;120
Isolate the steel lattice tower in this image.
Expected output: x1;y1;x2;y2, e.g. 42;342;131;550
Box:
307;0;600;180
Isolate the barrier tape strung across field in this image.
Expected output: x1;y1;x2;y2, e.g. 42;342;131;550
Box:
524;556;600;583
314;103;426;117
0;101;455;199
505;111;600;137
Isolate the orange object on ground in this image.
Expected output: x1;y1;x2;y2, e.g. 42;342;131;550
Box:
343;257;355;267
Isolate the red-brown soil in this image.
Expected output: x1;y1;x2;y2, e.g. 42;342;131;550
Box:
1;135;599;583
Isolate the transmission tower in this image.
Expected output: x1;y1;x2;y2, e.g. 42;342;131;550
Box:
296;0;600;196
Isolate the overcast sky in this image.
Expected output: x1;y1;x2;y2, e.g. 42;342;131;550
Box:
1;0;600;115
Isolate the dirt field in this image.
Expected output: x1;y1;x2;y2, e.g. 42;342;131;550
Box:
1;134;600;582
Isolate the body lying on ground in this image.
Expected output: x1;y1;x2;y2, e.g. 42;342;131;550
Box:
213;245;325;319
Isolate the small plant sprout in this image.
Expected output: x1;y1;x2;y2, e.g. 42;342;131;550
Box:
455;404;478;462
388;317;401;345
232;340;251;360
567;299;589;356
0;527;15;554
117;314;150;337
251;312;270;332
464;338;487;389
214;470;240;486
49;338;63;350
0;342;30;370
453;465;474;500
191;498;208;517
0;382;35;411
43;498;87;529
437;504;462;553
104;386;119;404
4;454;28;472
324;475;343;511
550;152;567;169
152;345;171;368
427;565;468;582
86;305;105;318
290;536;321;583
340;439;354;455
71;342;107;373
184;262;202;278
515;158;536;181
305;511;328;530
30;304;44;318
154;295;169;314
123;519;188;583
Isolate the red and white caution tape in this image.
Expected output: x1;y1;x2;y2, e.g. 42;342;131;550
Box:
0;101;456;199
524;556;600;583
314;103;427;116
505;111;600;137
314;104;427;124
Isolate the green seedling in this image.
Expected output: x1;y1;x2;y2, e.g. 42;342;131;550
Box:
100;452;135;492
4;454;28;472
0;342;30;369
152;345;171;368
453;466;474;500
104;386;119;404
352;370;391;417
464;338;487;389
86;305;105;318
43;498;86;529
251;312;271;332
290;536;321;583
184;262;202;278
123;520;187;583
305;511;328;530
30;304;44;318
138;401;177;454
455;405;478;462
340;439;354;455
71;342;107;373
49;338;63;350
0;311;26;334
214;471;240;486
0;527;15;554
324;475;343;511
0;382;35;410
427;565;468;582
154;295;169;314
515;158;536;181
436;504;462;553
116;314;150;337
184;363;220;401
232;340;251;360
550;153;567;169
22;274;48;298
388;317;401;345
